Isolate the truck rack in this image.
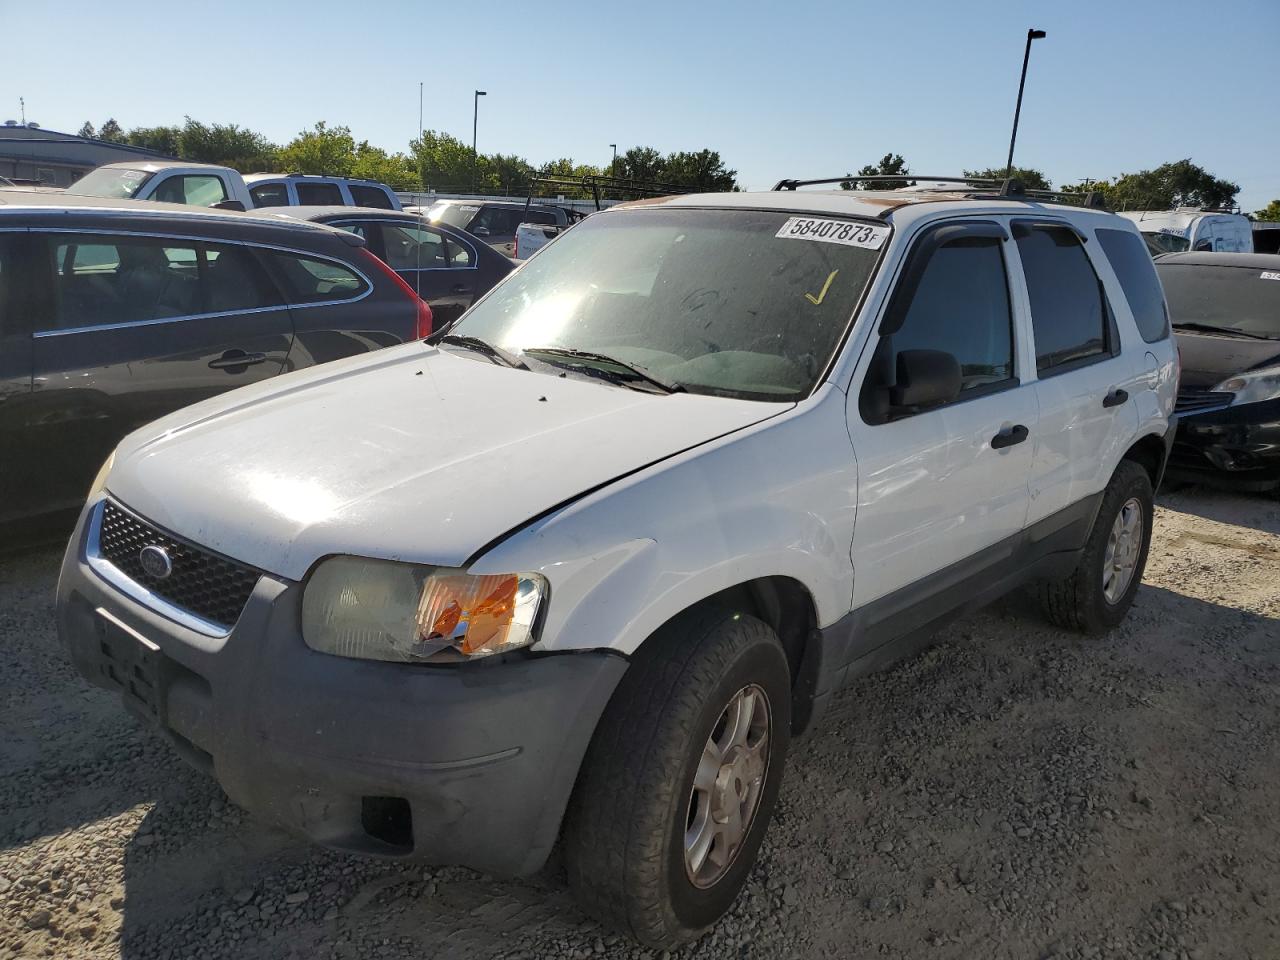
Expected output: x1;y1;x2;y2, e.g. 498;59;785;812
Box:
771;174;1110;211
524;174;692;214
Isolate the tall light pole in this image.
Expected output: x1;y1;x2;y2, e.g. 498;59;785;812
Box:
472;90;486;194
1005;28;1046;180
610;143;617;176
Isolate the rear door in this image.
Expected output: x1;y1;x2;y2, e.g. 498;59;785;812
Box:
372;220;475;326
1012;220;1139;523
28;231;292;514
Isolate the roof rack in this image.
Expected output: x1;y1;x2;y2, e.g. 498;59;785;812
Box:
524;174;692;213
771;174;1110;211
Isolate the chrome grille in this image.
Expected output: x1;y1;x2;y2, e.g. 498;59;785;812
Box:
97;501;260;630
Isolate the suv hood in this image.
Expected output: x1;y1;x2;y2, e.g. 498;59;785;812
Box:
1174;330;1280;388
106;344;784;580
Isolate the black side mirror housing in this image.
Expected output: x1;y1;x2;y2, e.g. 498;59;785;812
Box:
211;199;245;211
890;349;963;409
472;226;490;237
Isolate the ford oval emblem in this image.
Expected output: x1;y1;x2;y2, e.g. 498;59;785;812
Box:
138;545;173;580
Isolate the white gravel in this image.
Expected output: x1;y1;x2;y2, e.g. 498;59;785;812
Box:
1;486;1277;959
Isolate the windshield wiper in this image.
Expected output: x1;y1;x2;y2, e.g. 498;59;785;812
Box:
522;347;685;394
436;334;529;369
1172;322;1273;340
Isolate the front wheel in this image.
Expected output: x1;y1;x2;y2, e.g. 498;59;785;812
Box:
1038;459;1155;633
563;608;791;949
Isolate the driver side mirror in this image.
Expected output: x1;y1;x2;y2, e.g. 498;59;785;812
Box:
889;349;963;410
471;226;490;237
211;199;245;211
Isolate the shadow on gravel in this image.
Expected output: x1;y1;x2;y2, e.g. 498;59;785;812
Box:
1158;484;1280;534
103;584;1278;960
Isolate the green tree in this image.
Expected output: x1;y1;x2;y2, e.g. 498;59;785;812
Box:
77;121;95;139
350;142;418;190
97;118;126;143
410;129;476;191
616;147;666;183
1063;159;1239;211
488;153;536;194
277;121;355;176
842;153;911;190
126;125;181;156
178;118;277;171
963;166;1051;190
662;150;737;190
1253;199;1280;222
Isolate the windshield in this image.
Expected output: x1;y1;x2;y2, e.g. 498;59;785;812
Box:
1157;263;1280;339
443;207;886;401
426;202;480;230
65;167;156;199
1142;230;1189;255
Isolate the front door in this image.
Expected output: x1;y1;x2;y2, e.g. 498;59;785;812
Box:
848;219;1038;612
27;231;292;515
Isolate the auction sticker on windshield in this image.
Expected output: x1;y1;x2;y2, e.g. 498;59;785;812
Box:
776;217;888;250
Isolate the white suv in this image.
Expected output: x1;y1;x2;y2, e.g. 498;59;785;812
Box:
57;178;1177;947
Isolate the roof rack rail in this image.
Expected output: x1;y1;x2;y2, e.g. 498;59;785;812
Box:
771;174;1109;211
524;174;692;213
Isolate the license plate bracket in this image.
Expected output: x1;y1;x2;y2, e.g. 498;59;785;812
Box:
95;608;166;724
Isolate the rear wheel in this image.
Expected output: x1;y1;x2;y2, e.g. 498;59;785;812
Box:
563;608;791;949
1038;460;1154;633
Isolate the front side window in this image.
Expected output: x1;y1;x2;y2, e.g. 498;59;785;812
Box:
1096;228;1169;342
523;209;559;226
250;182;290;207
471;207;522;236
1016;225;1110;374
266;251;368;303
890;237;1015;393
379;224;447;270
48;234;204;330
152;175;228;207
349;184;394;209
443;208;886;401
296;181;344;205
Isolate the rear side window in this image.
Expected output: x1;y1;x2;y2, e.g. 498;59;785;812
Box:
267;251;368;303
204;244;284;313
891;237;1015;394
379;224;448;270
444;237;472;267
349;184;394;209
296;182;344;205
1015;225;1110;374
250;183;290;207
1096;228;1169;342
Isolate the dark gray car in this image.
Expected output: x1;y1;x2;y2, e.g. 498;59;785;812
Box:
0;191;431;540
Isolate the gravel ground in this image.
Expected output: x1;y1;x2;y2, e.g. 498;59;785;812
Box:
1;486;1277;960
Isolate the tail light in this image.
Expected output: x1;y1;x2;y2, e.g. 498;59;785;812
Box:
513;234;519;259
357;248;434;339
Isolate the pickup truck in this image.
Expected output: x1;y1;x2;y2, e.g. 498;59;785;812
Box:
418;199;580;257
65;161;256;210
64;162;402;213
515;217;573;259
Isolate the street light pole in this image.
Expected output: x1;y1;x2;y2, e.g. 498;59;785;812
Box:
610;143;617;176
1005;28;1046;180
472;90;486;194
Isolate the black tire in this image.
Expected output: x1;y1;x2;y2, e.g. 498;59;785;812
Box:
563;607;791;949
1038;459;1154;634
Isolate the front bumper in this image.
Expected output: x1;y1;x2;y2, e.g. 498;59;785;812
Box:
1168;398;1280;491
56;498;628;877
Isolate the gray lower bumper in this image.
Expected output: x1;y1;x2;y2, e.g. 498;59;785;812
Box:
56;501;627;877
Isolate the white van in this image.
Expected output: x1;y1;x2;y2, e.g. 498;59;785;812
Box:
1118;209;1253;255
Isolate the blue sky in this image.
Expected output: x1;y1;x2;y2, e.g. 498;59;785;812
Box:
4;0;1278;211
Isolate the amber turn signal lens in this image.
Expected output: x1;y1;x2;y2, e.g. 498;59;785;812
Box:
419;573;520;656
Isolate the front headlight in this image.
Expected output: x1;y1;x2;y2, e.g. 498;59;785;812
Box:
301;556;547;663
1214;364;1280;406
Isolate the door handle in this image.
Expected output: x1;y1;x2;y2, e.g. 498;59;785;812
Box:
450;283;471;294
991;424;1030;449
1102;388;1129;408
209;351;268;370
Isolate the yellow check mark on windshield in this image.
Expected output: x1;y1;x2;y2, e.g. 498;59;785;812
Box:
805;270;838;305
